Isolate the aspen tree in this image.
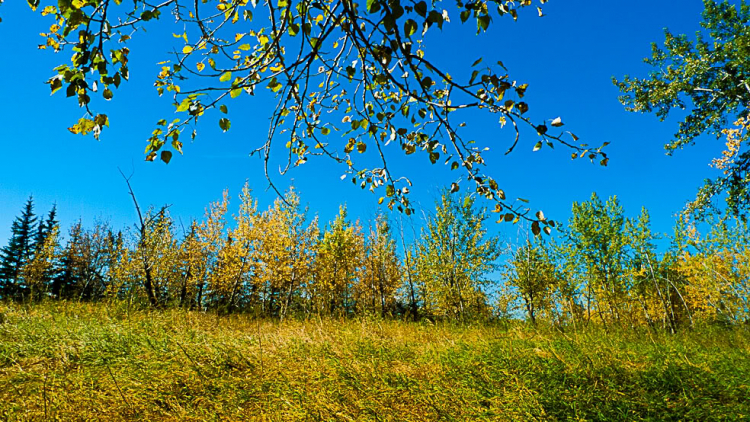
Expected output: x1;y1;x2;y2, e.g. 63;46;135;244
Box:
357;214;401;317
313;206;364;316
257;188;319;319
415;193;500;320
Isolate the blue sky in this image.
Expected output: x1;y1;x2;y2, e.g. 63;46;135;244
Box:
0;1;722;247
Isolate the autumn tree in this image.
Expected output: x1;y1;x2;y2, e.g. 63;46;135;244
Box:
256;187;319;319
140;208;182;305
174;222;207;309
32;204;60;288
195;190;231;310
415;193;501;320
312;205;364;316
677;216;750;324
208;183;262;313
356;213;401;317
22;218;60;302
18;0;606;226
615;0;750;217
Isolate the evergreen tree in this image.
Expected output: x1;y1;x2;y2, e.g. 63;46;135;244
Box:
0;196;38;300
51;221;83;299
34;204;58;252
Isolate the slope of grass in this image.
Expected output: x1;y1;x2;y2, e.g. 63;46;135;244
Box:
0;302;748;421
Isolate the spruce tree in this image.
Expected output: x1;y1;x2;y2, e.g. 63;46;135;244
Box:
52;221;83;299
30;204;60;294
0;196;38;300
34;204;58;252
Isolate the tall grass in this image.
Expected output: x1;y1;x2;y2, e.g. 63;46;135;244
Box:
0;301;748;421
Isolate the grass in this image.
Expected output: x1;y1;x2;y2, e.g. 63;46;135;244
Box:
0;302;748;421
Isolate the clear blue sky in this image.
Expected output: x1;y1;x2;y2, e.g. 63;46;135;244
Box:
0;1;721;247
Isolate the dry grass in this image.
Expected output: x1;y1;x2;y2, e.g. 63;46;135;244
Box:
0;301;748;421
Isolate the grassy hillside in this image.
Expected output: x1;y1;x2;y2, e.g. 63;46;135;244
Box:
0;302;748;421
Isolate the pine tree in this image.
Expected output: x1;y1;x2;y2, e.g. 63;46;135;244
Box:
0;196;38;300
52;221;84;299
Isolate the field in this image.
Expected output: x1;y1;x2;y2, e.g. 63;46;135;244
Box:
0;302;748;421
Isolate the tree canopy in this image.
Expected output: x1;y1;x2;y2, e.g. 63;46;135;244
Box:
12;0;606;227
615;0;750;218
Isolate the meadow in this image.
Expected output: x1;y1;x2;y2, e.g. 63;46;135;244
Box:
0;302;748;421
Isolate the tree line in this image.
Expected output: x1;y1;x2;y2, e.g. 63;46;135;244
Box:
1;188;748;329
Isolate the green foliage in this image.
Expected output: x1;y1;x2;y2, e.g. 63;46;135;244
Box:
21;0;608;226
414;193;501;319
564;193;633;325
0;197;38;299
615;0;750;217
503;237;558;324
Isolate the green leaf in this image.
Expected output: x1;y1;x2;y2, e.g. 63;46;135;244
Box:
477;15;490;31
220;72;232;82
404;19;418;37
161;150;172;164
219;118;231;132
220;104;228;114
49;77;63;95
366;0;380;13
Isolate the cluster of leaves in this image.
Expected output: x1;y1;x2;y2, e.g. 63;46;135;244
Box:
615;0;750;218
25;0;607;229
